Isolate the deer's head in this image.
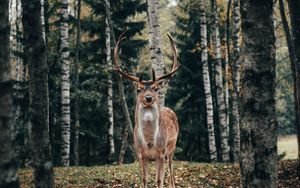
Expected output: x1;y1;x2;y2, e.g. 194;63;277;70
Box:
114;33;180;107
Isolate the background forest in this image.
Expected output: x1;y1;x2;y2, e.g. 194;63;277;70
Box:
10;0;296;166
1;0;299;187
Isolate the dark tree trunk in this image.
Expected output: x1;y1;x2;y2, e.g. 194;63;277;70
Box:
0;0;20;187
240;0;277;187
21;0;54;187
74;0;81;167
287;0;300;177
118;117;129;165
117;75;134;165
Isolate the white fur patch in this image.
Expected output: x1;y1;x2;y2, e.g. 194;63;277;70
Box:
143;111;154;122
137;103;160;147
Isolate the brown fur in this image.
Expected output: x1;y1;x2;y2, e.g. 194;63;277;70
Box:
134;82;179;188
114;33;180;188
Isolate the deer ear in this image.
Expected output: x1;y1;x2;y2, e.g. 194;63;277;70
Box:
152;68;156;82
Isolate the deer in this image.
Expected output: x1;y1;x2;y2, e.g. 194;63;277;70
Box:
114;33;180;188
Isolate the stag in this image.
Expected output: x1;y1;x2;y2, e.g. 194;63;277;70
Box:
114;33;180;188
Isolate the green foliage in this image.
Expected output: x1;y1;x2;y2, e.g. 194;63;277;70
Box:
14;0;298;167
68;0;147;164
166;0;210;161
276;51;296;135
13;80;31;168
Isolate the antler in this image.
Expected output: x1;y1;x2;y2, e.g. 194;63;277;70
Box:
114;32;140;82
155;34;180;83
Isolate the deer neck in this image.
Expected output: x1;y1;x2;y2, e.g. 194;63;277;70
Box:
136;102;160;148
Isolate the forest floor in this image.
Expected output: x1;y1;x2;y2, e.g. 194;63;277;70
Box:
19;160;299;188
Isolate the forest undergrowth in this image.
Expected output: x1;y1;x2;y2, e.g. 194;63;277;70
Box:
19;160;298;188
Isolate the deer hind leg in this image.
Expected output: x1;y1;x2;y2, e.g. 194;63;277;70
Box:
156;157;165;188
168;151;175;188
139;157;149;188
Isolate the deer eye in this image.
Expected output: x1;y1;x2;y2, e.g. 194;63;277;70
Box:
154;87;159;92
137;88;143;93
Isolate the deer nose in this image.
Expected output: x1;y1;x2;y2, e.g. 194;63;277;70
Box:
145;95;153;102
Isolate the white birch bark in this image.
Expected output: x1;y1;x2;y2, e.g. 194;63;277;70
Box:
104;0;134;165
41;0;45;42
212;0;230;162
105;0;115;161
14;0;20;121
60;0;71;167
147;0;166;107
225;0;232;148
200;0;217;161
9;0;16;63
13;0;24;153
231;0;241;162
224;38;230;150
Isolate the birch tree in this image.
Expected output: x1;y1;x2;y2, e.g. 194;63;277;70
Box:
231;0;241;162
105;0;115;162
224;0;232;147
0;0;19;186
103;0;135;165
10;0;26;164
147;0;166;107
22;0;55;186
59;0;71;167
41;0;45;41
200;0;217;161
211;0;230;162
240;0;277;186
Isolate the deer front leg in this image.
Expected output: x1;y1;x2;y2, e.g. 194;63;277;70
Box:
139;157;149;188
156;157;165;188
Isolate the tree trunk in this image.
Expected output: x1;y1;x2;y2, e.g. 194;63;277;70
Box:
22;0;55;187
11;0;23;167
104;0;115;163
0;0;20;187
200;0;217;162
74;0;81;166
59;0;71;167
118;119;129;165
240;0;277;187
231;0;241;162
104;2;135;165
147;0;166;107
41;0;46;42
211;0;230;162
287;0;300;177
224;0;232;159
117;75;135;165
9;0;16;62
